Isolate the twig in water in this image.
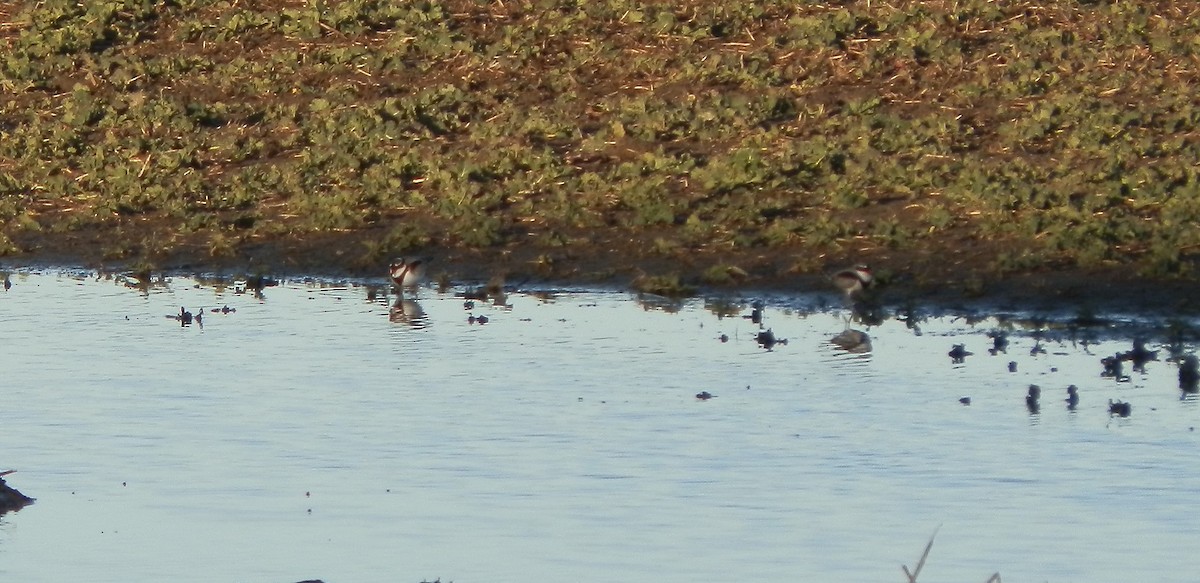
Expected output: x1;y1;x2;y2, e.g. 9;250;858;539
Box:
902;525;940;582
901;525;1001;583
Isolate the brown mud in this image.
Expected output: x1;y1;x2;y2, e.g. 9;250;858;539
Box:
6;219;1198;317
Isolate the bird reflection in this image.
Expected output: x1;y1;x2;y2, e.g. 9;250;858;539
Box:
830;329;871;353
390;297;429;328
848;302;886;327
461;275;510;308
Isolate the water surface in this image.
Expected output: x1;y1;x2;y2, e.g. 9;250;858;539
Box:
2;270;1198;582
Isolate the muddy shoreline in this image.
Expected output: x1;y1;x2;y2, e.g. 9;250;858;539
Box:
4;1;1200;326
6;228;1198;318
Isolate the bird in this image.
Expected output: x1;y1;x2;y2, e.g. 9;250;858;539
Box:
987;331;1008;355
1108;399;1132;417
756;329;787;350
1180;354;1199;393
1065;385;1079;409
389;257;428;290
948;344;972;363
1101;354;1131;382
747;300;765;325
1123;339;1159;372
830;264;873;299
1026;384;1040;413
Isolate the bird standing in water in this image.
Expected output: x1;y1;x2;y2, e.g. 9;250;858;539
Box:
1108;399;1132;417
389;258;428;291
831;264;873;300
1180;354;1200;393
1026;384;1041;414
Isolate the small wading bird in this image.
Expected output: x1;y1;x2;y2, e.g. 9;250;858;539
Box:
831;264;873;300
389;257;428;291
1180;354;1200;393
948;343;972;363
1108;399;1132;418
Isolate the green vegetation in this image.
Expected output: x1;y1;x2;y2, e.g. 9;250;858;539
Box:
1;1;1199;285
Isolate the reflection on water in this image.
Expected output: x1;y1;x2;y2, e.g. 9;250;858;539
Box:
389;297;428;328
2;268;1200;582
830;329;871;354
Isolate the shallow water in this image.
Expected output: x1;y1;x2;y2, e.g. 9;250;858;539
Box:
2;269;1199;583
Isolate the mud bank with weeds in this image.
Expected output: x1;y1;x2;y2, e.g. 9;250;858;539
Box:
2;1;1199;310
